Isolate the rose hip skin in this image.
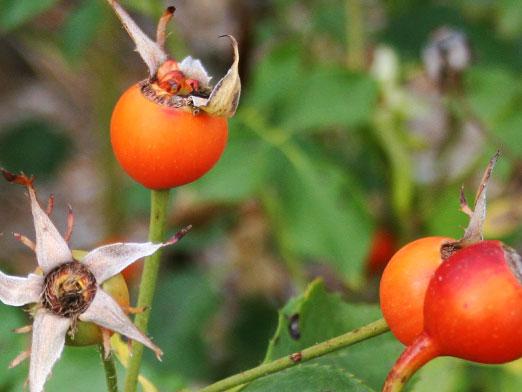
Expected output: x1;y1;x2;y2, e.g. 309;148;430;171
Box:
425;240;522;363
111;83;228;190
380;236;453;345
383;240;522;392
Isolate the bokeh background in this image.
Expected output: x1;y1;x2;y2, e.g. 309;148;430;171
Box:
1;0;522;391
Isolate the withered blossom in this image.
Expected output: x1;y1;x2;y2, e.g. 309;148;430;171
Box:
0;170;190;392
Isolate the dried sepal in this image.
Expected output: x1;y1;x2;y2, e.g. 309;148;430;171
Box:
9;349;30;369
79;289;163;360
101;328;112;360
460;151;499;245
105;0;167;77
83;225;191;283
28;185;73;272
30;310;71;392
1;168;34;186
0;272;42;307
13;325;33;334
441;151;500;259
2;169;73;271
459;186;473;218
156;6;175;51
64;205;74;242
191;35;241;117
14;232;36;252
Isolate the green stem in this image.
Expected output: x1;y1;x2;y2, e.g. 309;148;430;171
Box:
373;110;414;240
200;318;389;392
346;0;365;71
100;345;119;392
124;189;171;392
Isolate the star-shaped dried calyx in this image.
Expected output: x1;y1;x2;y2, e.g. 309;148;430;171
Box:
106;0;241;117
440;151;500;259
0;169;191;392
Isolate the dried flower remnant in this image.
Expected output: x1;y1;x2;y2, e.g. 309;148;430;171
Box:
106;0;240;116
0;169;190;392
422;27;472;91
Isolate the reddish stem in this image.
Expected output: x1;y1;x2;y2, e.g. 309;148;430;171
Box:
156;6;175;50
382;333;439;392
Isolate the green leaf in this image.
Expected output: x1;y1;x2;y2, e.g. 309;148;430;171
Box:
466;67;520;126
423;185;468;239
46;346;121;392
263;280;402;390
243;363;374;392
60;1;106;61
274;147;373;288
490;111;522;155
0;119;73;178
0;0;58;31
281;70;378;132
0;305;28;390
410;357;467;392
187;131;274;202
245;43;305;114
497;0;522;38
148;270;221;380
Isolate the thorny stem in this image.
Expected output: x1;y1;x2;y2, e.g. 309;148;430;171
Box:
200;318;389;392
345;0;365;71
124;189;171;392
100;345;119;392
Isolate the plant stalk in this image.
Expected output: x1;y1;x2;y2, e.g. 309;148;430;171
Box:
100;345;119;392
200;318;389;392
124;189;171;392
346;0;365;71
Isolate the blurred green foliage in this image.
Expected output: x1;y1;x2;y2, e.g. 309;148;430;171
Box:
0;119;72;178
1;0;522;391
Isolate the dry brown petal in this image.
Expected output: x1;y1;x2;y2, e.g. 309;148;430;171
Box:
460;151;499;245
191;35;241;117
105;0;167;76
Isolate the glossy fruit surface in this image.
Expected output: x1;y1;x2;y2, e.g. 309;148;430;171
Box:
383;240;522;392
424;240;522;363
111;83;228;190
380;236;453;345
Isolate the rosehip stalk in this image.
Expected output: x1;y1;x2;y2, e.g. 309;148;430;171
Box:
104;1;241;391
124;190;171;392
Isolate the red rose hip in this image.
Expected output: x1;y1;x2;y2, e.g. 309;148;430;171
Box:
383;240;522;391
